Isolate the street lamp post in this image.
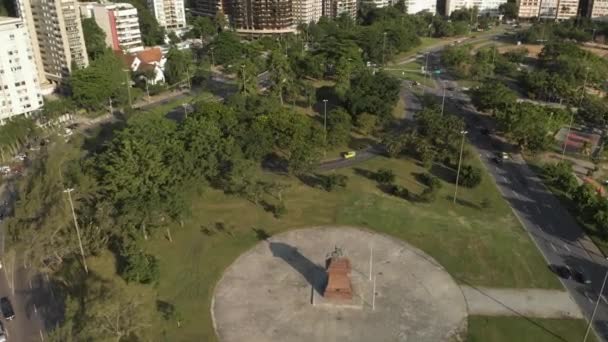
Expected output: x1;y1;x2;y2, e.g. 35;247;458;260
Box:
561;67;589;160
145;78;151;102
323;99;328;144
182;103;189;119
63;188;88;274
453;130;468;204
441;85;446;116
210;47;215;66
240;64;246;93
382;32;387;66
583;260;608;342
123;69;132;108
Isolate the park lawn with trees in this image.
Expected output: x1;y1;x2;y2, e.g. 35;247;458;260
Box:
142;154;560;340
467;316;598;342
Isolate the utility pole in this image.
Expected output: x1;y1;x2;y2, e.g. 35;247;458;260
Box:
561;67;589;160
145;79;151;102
441;85;446;116
240;64;246;93
382;32;387;66
108;97;113;115
583;261;608;342
182;103;189;119
63;188;88;274
453;130;468;204
124;69;132;108
323;99;328;144
210;47;215;66
186;68;191;89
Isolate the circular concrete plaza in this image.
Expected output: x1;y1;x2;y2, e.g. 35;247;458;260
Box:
212;226;467;342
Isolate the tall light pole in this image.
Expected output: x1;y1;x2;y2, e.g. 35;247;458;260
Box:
382;32;387;66
323;99;328;144
561;66;589;160
145;78;151;102
182;103;189;119
453;130;468;204
240;64;246;93
583;260;608;342
123;69;132;108
210;47;215;66
108;97;113;115
63;188;88;274
441;85;447;116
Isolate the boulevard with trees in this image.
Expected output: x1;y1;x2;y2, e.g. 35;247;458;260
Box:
1;4;587;341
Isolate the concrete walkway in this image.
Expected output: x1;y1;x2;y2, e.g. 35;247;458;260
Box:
462;286;583;319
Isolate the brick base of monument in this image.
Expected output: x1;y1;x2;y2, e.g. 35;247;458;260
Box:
312;269;372;309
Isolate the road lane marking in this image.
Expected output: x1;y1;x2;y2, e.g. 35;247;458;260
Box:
585;292;594;303
563;244;571;252
29;279;32;289
536;206;541;214
550;243;557;252
40;330;44;341
513;192;521;200
34;303;37;313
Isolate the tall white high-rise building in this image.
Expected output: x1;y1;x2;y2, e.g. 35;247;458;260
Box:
16;0;89;86
445;0;506;15
80;2;143;53
0;16;43;122
147;0;186;31
518;0;579;19
360;0;392;8
294;0;323;24
405;0;436;13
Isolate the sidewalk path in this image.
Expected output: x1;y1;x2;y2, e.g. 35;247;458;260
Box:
462;286;583;319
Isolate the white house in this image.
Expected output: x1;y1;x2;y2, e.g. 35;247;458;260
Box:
117;47;166;85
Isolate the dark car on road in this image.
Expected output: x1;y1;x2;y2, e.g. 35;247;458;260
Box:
572;268;592;284
0;297;15;321
550;265;572;279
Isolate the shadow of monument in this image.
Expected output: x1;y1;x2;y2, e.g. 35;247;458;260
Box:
269;242;328;295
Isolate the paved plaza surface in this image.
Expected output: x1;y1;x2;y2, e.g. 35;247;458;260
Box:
212;226;468;342
462;286;583;319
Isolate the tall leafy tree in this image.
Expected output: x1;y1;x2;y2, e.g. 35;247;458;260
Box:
164;48;193;85
81;18;107;60
70;51;128;109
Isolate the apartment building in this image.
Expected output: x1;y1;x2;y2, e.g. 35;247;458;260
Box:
405;0;437;13
80;2;143;52
517;0;580;19
17;0;88;85
191;0;225;17
294;0;323;24
323;0;357;18
587;0;608;18
147;0;186;31
0;17;43;122
446;0;507;15
230;0;295;35
360;0;392;8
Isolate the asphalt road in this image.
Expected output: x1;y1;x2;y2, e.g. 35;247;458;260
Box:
420;50;608;341
0;182;47;342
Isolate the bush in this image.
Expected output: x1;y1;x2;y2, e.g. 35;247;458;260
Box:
375;168;396;184
459;165;482;188
544;162;577;194
419;173;442;190
418;187;438;202
273;202;287;218
387;183;409;200
119;241;160;285
321;174;348;192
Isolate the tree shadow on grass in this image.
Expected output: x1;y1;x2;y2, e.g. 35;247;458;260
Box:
445;195;481;209
430;163;456;184
81;120;126;154
261;153;288;174
353;167;376;181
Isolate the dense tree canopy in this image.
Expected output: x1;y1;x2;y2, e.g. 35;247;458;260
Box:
345;71;400;121
82;18;107;61
70;52;129;109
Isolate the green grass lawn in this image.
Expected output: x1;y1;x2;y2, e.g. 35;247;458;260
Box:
141;149;560;341
385;61;435;87
467;316;598;342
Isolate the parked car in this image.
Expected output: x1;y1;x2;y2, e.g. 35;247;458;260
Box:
550;265;572;279
0;297;15;321
342;151;357;159
572;268;592;284
0;320;6;342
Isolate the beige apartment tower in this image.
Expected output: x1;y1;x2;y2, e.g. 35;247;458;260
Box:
17;0;89;85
